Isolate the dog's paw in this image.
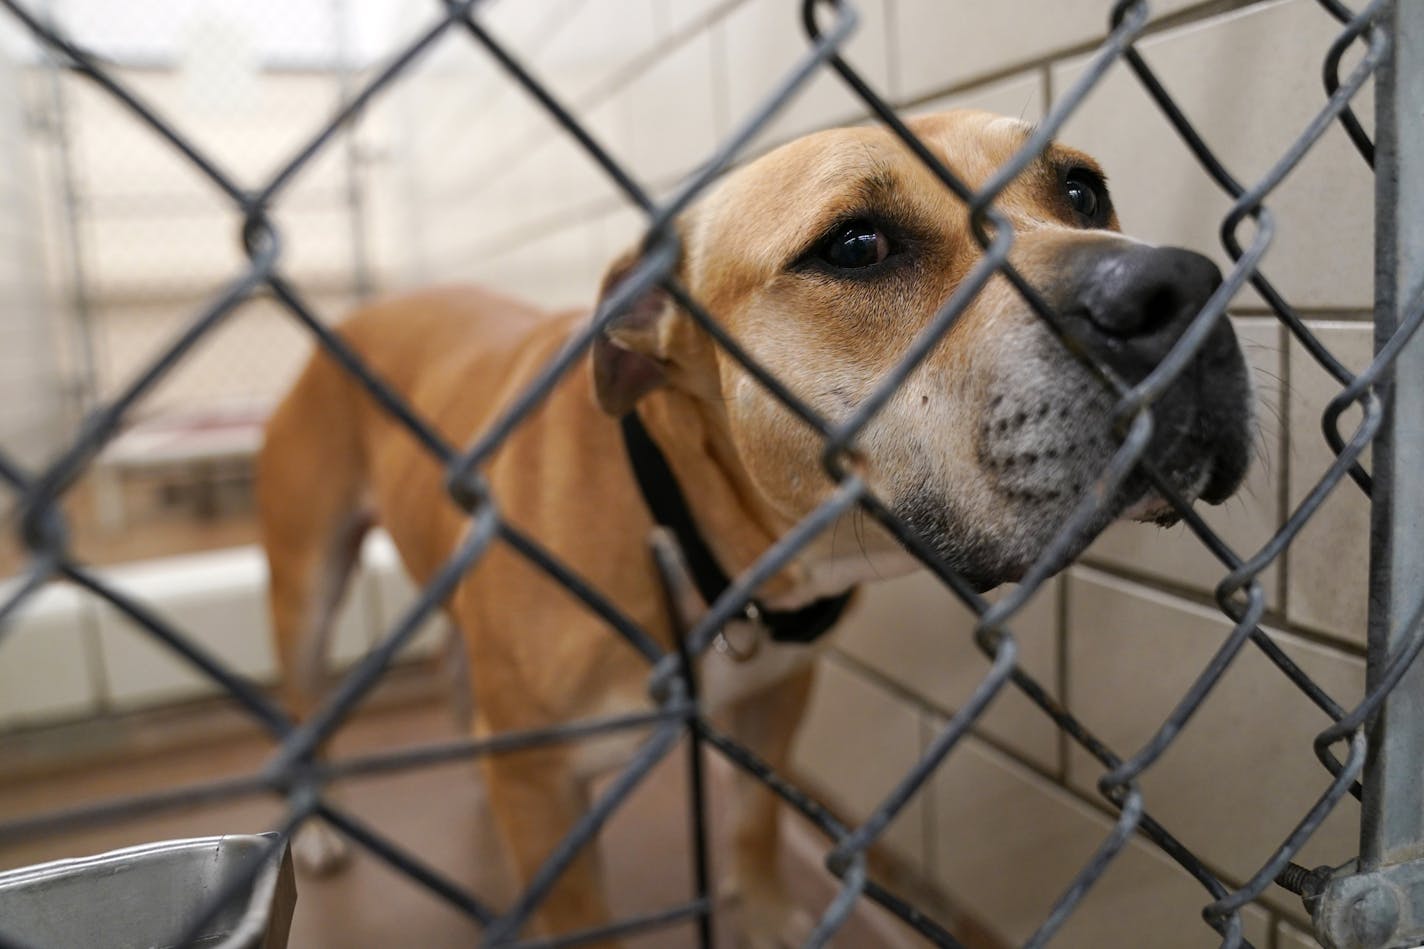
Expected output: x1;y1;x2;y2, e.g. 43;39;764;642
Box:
292;818;352;876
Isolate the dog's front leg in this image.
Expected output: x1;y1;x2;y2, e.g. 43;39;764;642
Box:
725;661;818;949
482;747;619;947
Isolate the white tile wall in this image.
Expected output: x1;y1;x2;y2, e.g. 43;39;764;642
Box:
717;0;892;153
617;28;722;186
92;296;330;419
83;210;246;299
659;0;737;37
1065;567;1364;923
928;733;1272;948
589;204;648;264
1285;322;1372;644
0;583;101;727
462;219;603;311
0;532;432;721
535;0;664;96
94;547;280;708
1052;0;1375;311
908;70;1045;126
1277;920;1320;948
835;573;1062;772
481;0;588;57
0;48;63;469
894;0;1201;101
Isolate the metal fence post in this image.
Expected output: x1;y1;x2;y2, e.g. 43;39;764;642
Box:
1314;3;1424;947
36;26;100;418
332;0;375;303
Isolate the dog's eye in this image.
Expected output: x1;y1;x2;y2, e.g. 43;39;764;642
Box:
819;220;891;269
1064;168;1106;224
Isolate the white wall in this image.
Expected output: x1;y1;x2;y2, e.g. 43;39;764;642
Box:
0;47;62;468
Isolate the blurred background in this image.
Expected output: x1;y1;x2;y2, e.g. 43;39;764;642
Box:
0;2;1377;947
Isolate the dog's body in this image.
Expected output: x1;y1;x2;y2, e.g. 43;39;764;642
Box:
258;110;1254;946
260;289;827;943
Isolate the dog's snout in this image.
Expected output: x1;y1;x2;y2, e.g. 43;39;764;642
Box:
1075;245;1222;340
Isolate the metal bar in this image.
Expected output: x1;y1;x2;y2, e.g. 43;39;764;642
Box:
0;770;273;847
652;530;716;949
681;701;714;949
252;0;482;208
1362;0;1424;873
61;562;294;735
20;239;278;514
0;709;686;845
332;0;376;302
37;38;100;416
1313;6;1424;948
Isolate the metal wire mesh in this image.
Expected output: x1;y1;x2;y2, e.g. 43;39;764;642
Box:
0;1;1419;947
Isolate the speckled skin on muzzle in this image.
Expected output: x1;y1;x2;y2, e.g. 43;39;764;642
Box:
889;232;1253;589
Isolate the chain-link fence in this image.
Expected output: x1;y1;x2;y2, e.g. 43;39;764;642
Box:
23;1;380;418
1;0;1420;947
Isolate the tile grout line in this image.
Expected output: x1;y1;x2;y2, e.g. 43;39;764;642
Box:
1274;319;1293;635
1074;558;1368;658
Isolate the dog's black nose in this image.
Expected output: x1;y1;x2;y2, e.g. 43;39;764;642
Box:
1076;244;1221;338
1059;243;1224;379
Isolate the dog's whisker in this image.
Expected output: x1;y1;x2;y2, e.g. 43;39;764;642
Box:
1250;365;1287;384
1250;366;1299;407
1253;398;1287;438
852;507;884;580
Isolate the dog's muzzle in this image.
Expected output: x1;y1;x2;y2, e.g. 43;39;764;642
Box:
1052;240;1253;509
893;238;1256;591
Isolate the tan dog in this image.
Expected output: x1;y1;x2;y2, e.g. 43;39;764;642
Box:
258;109;1253;946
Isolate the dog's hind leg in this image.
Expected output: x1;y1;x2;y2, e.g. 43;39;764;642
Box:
257;352;371;875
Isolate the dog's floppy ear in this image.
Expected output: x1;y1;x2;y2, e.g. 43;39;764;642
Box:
591;246;680;417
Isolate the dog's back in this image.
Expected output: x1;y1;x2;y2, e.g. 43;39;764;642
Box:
256;285;577;722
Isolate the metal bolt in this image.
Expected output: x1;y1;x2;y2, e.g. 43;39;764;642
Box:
1318;875;1404;949
1349;884;1400;948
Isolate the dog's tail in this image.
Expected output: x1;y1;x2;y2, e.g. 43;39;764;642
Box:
257;345;372;724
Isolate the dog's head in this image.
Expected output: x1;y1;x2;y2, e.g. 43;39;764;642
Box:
592;109;1253;591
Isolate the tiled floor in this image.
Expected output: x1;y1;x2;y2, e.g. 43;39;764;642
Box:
0;472;983;948
0;696;939;948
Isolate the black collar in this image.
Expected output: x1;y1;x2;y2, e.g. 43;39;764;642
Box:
620;412;854;645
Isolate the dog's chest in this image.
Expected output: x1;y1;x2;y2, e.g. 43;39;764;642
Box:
697;622;821;712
